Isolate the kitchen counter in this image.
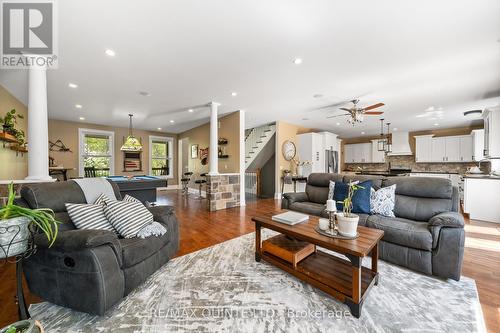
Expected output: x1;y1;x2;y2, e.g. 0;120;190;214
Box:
409;171;460;174
463;174;500;180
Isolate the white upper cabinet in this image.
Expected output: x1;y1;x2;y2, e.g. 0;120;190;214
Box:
445;136;461;162
471;129;484;161
414;135;433;163
459;135;473;162
421;134;475;163
343;142;376;164
371;139;386;163
431;137;447;162
483;109;500;158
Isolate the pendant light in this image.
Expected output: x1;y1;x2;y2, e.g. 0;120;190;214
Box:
120;114;143;151
377;118;386;151
384;122;392;154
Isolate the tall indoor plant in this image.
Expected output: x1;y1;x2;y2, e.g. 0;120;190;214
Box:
0;183;59;259
336;181;363;237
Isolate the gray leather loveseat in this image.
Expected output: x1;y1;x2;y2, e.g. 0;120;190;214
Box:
15;181;179;315
282;173;464;281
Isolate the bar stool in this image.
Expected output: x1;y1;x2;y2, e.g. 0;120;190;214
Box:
181;172;193;196
194;173;207;199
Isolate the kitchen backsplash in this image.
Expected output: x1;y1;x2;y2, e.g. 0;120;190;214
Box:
344;155;491;174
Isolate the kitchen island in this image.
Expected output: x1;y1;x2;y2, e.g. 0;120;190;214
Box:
463;174;500;223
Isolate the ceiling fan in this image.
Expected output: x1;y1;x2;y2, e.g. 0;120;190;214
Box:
326;99;385;125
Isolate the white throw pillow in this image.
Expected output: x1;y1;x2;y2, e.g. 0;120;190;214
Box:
65;203;116;232
370;184;396;218
103;200;154;238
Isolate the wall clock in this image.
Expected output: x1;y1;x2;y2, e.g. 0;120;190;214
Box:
282;140;296;161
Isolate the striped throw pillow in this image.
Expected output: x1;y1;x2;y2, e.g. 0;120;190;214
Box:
65;203;116;232
103;200;154;238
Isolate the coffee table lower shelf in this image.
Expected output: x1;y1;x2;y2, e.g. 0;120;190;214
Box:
259;250;378;318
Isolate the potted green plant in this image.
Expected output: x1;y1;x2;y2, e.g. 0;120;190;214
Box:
0;183;59;259
336;181;364;237
0;109;24;136
0;319;44;333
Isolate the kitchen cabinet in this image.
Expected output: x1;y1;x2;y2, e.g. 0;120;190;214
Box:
414;135;433;163
483;109;500;158
459;135;473;162
344;144;355;163
431;137;447;162
344;143;372;163
471;129;484;162
427;135;473;163
297;132;323;174
464;177;500;223
371;139;386;163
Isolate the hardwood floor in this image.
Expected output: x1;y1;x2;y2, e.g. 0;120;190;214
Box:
0;190;499;332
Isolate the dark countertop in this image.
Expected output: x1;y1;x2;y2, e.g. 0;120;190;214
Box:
463;174;500;180
408;171;460;174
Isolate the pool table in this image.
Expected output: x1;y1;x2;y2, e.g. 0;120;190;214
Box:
107;175;167;203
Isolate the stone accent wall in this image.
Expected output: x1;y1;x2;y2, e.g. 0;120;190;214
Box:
206;174;240;211
345;155;491;175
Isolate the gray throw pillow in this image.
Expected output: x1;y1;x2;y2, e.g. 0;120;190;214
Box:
65;203;116;232
103;200;154;238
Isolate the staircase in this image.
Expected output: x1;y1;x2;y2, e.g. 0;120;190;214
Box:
245;123;276;169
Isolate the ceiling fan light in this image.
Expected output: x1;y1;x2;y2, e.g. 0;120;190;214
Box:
463;110;482;118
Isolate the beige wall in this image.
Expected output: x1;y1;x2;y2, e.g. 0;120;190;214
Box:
275;121;313;193
0;85;28;180
48;119;179;184
178;111;241;179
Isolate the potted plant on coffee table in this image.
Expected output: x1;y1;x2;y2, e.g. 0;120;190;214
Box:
336;181;363;237
0;183;59;259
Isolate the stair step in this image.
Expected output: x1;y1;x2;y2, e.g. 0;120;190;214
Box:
263;130;271;132
260;135;267;138
256;141;263;144
252;146;258;149
249;152;255;154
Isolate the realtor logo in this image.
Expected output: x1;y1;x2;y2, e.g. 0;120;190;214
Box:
1;0;58;68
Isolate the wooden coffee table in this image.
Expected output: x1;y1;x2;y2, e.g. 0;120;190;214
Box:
252;211;384;318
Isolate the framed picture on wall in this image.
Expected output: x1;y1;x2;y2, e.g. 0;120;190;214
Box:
191;144;199;158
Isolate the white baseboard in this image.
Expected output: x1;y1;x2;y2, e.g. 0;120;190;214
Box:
188;187;207;197
158;185;180;191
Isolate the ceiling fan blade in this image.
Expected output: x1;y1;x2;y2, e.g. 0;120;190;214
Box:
364;111;384;115
339;107;352;112
326;114;349;119
363;102;385;111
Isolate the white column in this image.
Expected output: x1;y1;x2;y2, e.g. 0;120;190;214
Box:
25;64;52;181
238;110;246;206
208;102;220;175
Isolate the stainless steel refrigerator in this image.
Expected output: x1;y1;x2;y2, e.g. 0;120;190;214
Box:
325;149;339;174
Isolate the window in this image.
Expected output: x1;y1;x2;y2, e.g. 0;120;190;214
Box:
79;129;114;177
149;136;173;178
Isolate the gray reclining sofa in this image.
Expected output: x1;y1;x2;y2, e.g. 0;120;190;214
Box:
282;173;464;281
15;181;179;315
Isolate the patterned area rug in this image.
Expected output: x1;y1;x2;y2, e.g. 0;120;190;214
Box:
30;230;485;332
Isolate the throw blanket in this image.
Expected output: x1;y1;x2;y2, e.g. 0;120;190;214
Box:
72;178;117;204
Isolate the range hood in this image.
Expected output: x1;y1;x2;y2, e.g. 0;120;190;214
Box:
387;132;413;156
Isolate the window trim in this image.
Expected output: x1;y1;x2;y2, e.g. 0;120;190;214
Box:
149;135;174;178
78;128;115;177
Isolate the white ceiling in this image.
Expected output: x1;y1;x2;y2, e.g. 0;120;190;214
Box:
1;0;500;137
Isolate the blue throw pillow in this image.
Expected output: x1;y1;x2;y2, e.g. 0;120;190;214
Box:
333;180;373;214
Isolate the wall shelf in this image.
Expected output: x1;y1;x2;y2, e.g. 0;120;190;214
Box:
218;155;229;159
0;132;17;147
10;145;28;157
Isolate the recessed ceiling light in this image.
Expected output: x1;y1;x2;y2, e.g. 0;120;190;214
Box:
313;94;323;98
361;131;365;135
188;109;194;113
393;128;398;131
169;120;175;123
336;122;341;126
139;91;151;97
463;110;482;118
293;58;303;65
105;49;116;57
302;118;309;121
157;127;162;131
68;83;78;89
231;92;237;97
434;123;439;126
79;117;85;120
75;104;82;109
